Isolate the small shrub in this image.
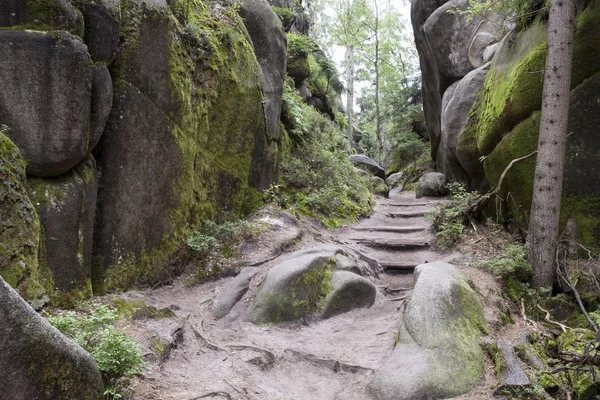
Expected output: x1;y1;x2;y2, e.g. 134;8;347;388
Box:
427;183;479;248
478;243;532;281
186;234;218;256
286;33;318;57
46;305;145;399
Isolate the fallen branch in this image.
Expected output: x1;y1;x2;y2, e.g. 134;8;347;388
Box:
521;298;539;329
556;260;599;333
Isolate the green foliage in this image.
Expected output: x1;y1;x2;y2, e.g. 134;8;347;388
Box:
279;84;372;227
428;183;479;248
478;243;532;281
187;219;260;256
186;234;218;257
447;0;547;31
287;33;318;56
272;6;296;29
46;305;145;399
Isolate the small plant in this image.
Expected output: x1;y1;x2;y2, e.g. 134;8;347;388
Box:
427;183;478;248
478;243;532;281
186;233;218;257
46;305;145;400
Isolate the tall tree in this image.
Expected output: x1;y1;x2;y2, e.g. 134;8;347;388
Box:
528;0;577;288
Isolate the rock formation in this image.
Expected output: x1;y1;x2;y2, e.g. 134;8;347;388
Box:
0;0;286;301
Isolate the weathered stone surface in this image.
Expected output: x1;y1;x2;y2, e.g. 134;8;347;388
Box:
89;65;112;153
367;262;486;400
0;276;104;400
416;172;447;198
0;0;84;36
78;0;120;63
350;154;385;179
0;30;92;177
0;132;49;301
440;64;489;187
492;340;531;395
240;0;286;142
213;267;260;319
468;32;497;68
321;271;376;319
386;172;404;188
422;0;483;80
250;246;375;324
370;176;389;198
27;157;98;298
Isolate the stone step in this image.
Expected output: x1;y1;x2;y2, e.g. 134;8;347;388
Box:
352;226;426;233
380;202;433;207
379;261;418;272
386;211;427;218
350;238;430;250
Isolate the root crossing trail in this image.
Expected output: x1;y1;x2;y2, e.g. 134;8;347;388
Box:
128;191;456;400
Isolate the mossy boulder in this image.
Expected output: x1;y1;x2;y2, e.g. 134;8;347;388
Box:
27;157;98;303
93;0;278;291
0;132;50;302
89;64;112;153
370;176;389;198
0;276;104;400
415;172;447;198
367;262;486;400
0;30;92;177
250;246;377;324
74;0;121;64
0;0;84;36
350;154;386;179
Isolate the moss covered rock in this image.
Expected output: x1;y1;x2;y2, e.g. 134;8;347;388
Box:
0;0;84;36
0;276;104;400
367;262;486;400
0;131;50;302
250;246;376;324
93;0;279;292
27;157;98;304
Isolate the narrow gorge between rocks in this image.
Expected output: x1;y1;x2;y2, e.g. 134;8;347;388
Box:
1;0;600;398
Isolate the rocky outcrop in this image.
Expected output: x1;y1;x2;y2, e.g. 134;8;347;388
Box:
350;155;386;179
0;132;49;302
0;0;287;298
416;172;447;198
0;276;104;399
411;0;506;169
0;30;92;177
212;267;260;319
367;262;486;400
250;246;377;324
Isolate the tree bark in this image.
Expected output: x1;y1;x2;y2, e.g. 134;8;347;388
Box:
373;0;383;165
528;0;577;289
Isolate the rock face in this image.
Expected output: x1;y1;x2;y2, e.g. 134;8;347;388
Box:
350;154;386;179
0;276;104;399
411;0;506;170
0;30;92;177
416;172;447;198
0;0;287;297
250;246;377;324
0;132;49;301
27;158;98;299
367;262;486;400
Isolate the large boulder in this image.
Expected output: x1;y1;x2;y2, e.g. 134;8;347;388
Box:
350;154;386;179
0;132;49;302
370;176;389;198
0;0;84;36
0;30;92;177
250;246;376;324
212;267;260;319
240;0;286;142
439;63;490;190
416;172;448;198
27;157;98;301
0;276;104;400
367;262;486;400
94;0;275;291
386;172;404;188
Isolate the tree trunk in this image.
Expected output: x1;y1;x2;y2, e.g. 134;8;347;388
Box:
374;0;383;165
345;45;355;154
528;0;576;289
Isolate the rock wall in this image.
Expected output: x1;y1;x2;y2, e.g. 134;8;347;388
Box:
0;0;286;302
413;0;600;245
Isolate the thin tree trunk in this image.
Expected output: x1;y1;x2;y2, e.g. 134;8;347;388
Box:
528;0;576;289
345;45;355;154
374;0;383;165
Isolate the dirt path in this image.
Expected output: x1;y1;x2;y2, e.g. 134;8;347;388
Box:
125;191;458;400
